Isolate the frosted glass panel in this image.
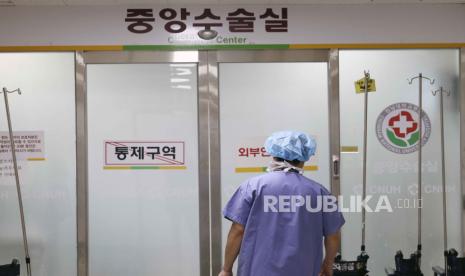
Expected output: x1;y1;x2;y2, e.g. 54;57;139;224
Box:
219;62;330;271
339;50;461;274
0;53;77;276
87;64;199;276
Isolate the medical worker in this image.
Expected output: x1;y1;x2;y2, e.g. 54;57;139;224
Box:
219;131;345;276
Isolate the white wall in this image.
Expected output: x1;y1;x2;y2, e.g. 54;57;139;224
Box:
0;53;77;276
339;49;462;274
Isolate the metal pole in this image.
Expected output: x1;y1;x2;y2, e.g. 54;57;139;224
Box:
434;87;450;276
2;87;32;276
408;73;434;254
418;74;423;251
440;89;448;276
361;71;369;252
460;48;465;257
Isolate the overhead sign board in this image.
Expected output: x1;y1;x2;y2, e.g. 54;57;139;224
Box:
1;5;464;46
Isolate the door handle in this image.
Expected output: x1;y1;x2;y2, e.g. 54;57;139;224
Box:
332;155;340;179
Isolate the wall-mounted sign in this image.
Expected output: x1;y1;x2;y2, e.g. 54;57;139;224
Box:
376;102;431;154
125;8;288;37
104;141;186;170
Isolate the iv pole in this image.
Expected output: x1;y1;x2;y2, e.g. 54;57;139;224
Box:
1;87;32;276
361;71;370;254
407;73;435;258
333;72;371;276
432;86;450;276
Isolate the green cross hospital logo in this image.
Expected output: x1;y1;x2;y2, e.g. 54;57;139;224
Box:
376;102;431;154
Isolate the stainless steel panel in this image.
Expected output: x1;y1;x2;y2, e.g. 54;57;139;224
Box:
328;49;341;252
75;51;88;276
328;49;341;197
198;51;212;276
83;51;199;64
208;51;222;276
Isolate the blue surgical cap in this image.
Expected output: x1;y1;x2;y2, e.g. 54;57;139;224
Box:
264;131;316;162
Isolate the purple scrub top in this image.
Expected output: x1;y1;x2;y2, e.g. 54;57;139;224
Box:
223;171;345;276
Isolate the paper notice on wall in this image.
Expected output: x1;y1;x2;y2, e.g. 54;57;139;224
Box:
0;131;45;161
0;131;45;178
234;135;319;173
355;77;377;93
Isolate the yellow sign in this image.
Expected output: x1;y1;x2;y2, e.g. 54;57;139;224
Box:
341;146;359;153
355;78;376;93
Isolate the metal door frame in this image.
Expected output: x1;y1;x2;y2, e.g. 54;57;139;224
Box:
75;50;212;276
75;49;340;276
206;49;341;273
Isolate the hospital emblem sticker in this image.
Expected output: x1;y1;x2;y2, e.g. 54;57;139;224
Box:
376;102;431;154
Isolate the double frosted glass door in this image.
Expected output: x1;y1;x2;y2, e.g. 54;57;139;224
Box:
83;50;335;276
86;60;200;276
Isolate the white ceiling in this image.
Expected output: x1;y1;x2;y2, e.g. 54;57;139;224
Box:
2;0;465;5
